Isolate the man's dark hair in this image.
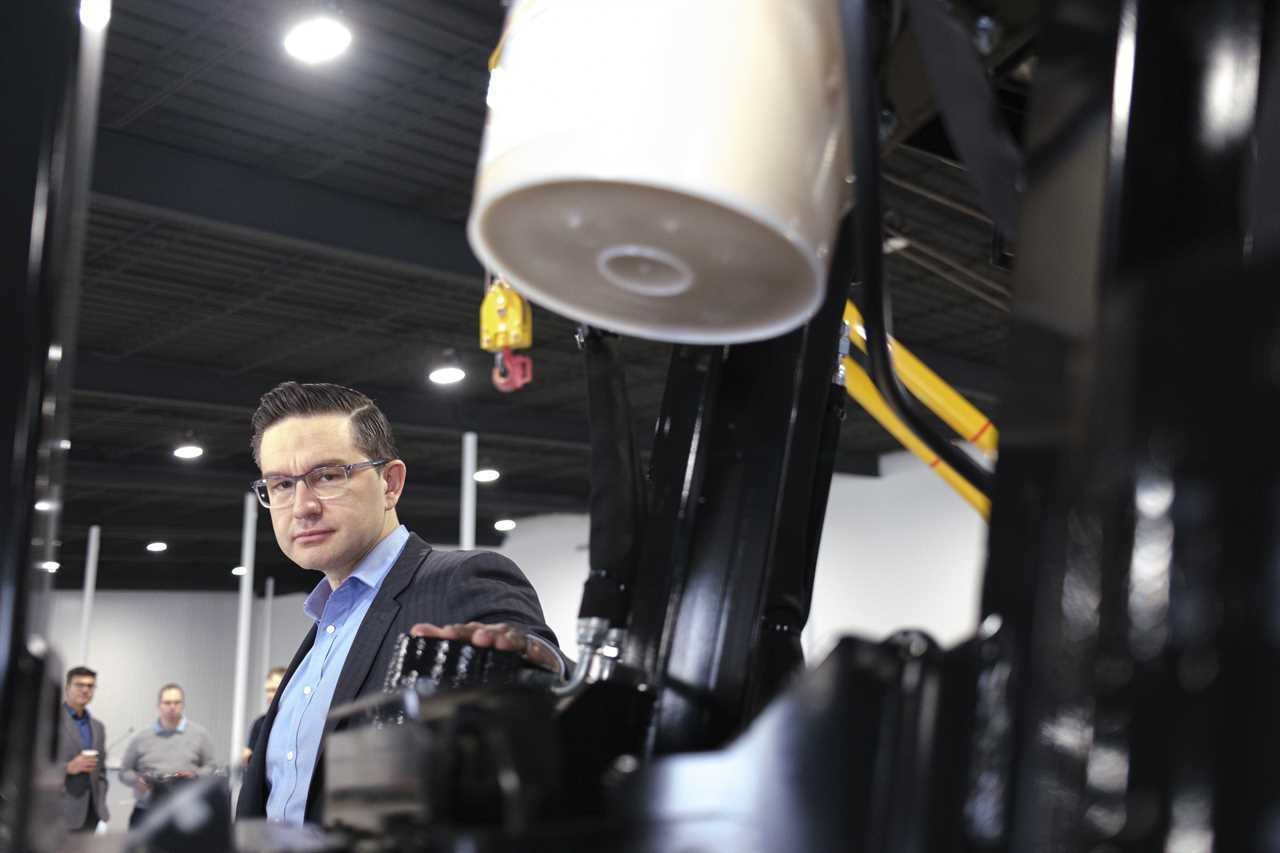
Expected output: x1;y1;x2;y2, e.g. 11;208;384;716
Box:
65;666;96;686
250;381;399;468
158;683;184;702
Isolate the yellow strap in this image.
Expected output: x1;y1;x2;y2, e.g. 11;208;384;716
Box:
842;357;990;520
843;301;999;454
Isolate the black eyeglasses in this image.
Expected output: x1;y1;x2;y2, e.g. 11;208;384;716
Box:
251;459;389;509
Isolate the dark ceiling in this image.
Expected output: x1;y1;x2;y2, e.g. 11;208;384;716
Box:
52;0;1031;593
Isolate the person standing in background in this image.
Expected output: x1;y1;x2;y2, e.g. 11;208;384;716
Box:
242;666;287;766
118;683;216;828
57;666;110;833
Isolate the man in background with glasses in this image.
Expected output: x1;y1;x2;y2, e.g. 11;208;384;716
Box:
236;381;562;827
57;666;109;833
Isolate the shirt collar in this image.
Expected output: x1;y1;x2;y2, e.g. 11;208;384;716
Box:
302;525;409;622
156;716;188;734
64;702;89;722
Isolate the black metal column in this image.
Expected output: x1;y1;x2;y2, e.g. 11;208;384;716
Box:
986;0;1280;850
0;0;101;848
622;230;852;756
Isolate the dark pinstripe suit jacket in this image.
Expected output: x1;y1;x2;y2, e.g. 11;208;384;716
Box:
235;532;559;824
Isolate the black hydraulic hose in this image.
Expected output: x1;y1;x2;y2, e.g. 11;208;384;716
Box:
577;327;647;626
839;0;995;497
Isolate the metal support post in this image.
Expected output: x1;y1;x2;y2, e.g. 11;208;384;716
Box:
985;1;1279;850
461;431;477;550
0;0;106;846
229;492;257;771
77;525;99;665
259;575;274;692
624;225;852;756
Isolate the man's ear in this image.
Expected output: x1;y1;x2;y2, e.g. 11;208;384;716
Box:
383;460;407;508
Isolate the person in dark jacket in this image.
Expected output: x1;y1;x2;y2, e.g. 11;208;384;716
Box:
56;666;110;832
235;382;563;826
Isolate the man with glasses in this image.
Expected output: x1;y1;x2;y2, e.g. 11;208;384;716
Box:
57;666;109;833
236;381;562;827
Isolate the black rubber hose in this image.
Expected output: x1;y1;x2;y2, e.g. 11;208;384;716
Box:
839;0;995;497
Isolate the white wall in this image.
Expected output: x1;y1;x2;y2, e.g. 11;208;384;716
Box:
806;451;988;659
493;451;990;664
46;586;314;830
492;514;589;650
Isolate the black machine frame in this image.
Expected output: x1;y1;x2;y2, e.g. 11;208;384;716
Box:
6;0;1280;850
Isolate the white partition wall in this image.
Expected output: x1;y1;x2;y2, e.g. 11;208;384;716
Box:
494;452;989;665
806;452;988;658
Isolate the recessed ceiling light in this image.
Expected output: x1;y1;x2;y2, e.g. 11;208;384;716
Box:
494;519;516;532
34;500;56;512
78;0;111;32
173;444;204;460
146;541;168;553
429;366;465;385
284;15;352;65
883;235;911;254
473;468;500;483
57;439;72;451
231;566;247;577
40;561;60;572
428;349;465;385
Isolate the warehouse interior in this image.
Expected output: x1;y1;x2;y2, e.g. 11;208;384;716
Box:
5;0;1277;850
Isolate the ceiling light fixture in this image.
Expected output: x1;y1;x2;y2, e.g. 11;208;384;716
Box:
494;519;516;532
57;439;72;451
174;444;204;460
883;235;911;254
40;561;60;573
34;500;56;512
79;0;111;32
232;566;247;577
283;14;352;65
146;541;168;553
473;468;500;483
428;349;466;385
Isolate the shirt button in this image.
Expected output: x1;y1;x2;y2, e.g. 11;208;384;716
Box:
303;686;312;696
286;751;294;761
326;625;335;634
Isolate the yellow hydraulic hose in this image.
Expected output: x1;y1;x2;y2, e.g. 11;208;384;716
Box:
842;356;991;520
843;301;998;455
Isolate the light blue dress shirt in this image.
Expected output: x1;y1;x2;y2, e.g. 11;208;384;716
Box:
265;525;409;825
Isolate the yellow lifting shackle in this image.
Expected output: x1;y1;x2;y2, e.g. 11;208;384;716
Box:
480;277;533;353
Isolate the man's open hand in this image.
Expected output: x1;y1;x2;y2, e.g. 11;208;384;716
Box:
409;621;561;673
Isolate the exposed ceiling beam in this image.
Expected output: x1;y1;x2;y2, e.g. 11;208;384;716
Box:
91;130;482;283
73;347;995;456
73;351;592;451
64;461;589;514
56;522;516;547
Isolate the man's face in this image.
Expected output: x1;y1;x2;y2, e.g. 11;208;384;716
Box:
264;672;283;705
65;676;96;713
158;688;184;727
259;414;404;579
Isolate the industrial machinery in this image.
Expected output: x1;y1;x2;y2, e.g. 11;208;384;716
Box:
5;0;1280;850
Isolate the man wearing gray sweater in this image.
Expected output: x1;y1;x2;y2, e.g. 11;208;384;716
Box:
118;683;216;828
